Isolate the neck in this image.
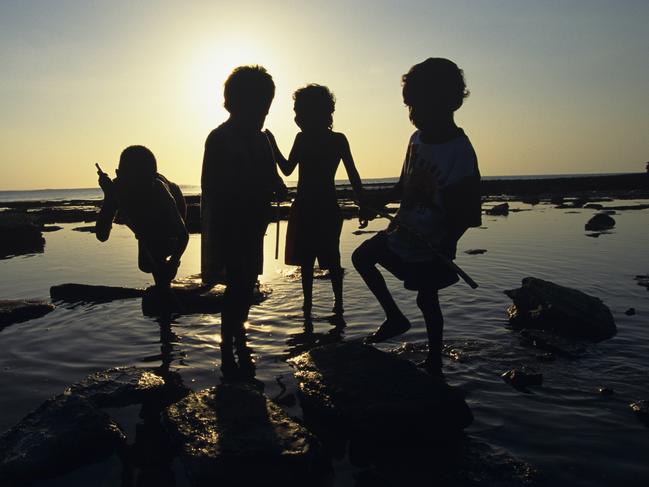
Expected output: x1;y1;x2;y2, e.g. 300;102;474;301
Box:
419;116;459;144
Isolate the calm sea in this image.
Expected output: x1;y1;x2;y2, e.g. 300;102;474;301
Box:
0;192;647;485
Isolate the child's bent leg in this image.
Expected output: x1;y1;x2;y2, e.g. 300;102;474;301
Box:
352;237;410;342
416;290;444;374
301;256;316;319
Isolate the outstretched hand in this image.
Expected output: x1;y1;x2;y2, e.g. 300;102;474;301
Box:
96;163;113;196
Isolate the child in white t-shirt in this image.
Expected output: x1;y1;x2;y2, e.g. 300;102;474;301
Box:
352;58;481;377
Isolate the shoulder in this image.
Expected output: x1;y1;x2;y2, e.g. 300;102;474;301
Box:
409;130;420;144
332;131;349;148
451;132;479;177
205;122;231;147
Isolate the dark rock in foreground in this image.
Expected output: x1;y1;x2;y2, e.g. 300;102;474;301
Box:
65;366;167;408
0;299;55;329
505;277;616;341
625;308;636;316
630;400;649;427
635;275;649;291
585;213;615;231
289;342;473;442
164;384;327;487
501;369;543;392
0;394;126;486
0;212;45;258
485;202;509;216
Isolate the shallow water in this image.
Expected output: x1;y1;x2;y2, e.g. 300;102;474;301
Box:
1;201;648;486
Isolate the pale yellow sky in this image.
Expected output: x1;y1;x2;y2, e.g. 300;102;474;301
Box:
1;1;648;190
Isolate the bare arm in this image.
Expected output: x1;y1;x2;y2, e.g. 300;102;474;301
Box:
339;134;364;200
265;130;299;177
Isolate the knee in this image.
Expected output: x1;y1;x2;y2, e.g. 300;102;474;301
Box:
351;245;368;271
416;291;439;312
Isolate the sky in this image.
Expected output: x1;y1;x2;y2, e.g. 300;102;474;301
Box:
1;0;648;190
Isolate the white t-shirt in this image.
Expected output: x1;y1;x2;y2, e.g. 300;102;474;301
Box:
387;129;478;262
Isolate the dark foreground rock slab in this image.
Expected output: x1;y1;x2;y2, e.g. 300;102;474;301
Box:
505;277;616;341
486;202;509;215
0;212;45;258
0;394;126;486
65;366;167;408
289;342;473;441
0;299;55;329
585;213;615;231
164;384;327;487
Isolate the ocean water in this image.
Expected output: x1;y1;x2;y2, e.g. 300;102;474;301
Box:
0;199;648;485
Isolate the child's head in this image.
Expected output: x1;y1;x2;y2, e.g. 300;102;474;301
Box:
402;58;469;130
293;84;336;132
224;65;275;131
117;145;157;189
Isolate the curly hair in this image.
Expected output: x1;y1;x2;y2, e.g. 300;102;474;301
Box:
402;58;469;111
293;84;336;130
223;65;275;113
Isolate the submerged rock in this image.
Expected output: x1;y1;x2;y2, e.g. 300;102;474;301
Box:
501;369;543;392
485;202;509;216
625;308;636;316
585;213;615;231
65;366;167;408
51;283;145;303
71;225;96;233
465;249;487;255
42;225;62;232
0;394;126;485
504;277;616;341
0;299;54;329
635;275;649;291
630;400;649;426
163;384;326;486
289;342;472;442
598;387;615;396
0;212;45;258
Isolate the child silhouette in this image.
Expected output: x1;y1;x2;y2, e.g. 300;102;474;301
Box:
266;84;364;319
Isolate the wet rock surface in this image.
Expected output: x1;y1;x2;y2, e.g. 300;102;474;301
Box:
0;299;55;329
163;384;327;487
501;368;543;392
629;400;649;426
51;283;145;303
0;394;126;486
65;366;168;408
505;277;616;341
289;342;473;442
0;212;45;258
585;213;616;231
486;202;509;215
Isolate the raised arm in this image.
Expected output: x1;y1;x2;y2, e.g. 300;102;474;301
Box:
265;130;299;177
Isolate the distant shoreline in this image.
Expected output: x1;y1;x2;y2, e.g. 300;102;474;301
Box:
1;172;647;207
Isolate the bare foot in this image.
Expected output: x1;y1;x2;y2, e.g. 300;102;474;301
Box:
364;317;411;343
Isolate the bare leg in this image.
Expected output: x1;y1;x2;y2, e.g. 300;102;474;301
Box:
301;256;316;319
416;290;444;375
330;265;344;315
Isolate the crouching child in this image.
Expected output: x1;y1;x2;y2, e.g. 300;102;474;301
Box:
95;145;189;293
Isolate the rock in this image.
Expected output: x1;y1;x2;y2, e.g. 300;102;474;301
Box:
630;400;649;426
583;203;603;210
464;249;487;255
501;369;543;391
570;197;588;208
521;196;540;205
72;225;96;233
51;283;145;303
536;352;556;362
504;277;616;341
485;203;509;216
163;384;327;486
352;229;379;235
550;195;564;205
0;212;45;258
0;394;126;485
585;213;615;231
0;299;55;329
42;225;62;232
65;367;167;408
625;308;636;316
518;329;586;358
289;342;472;442
32;207;98;224
634;275;649;291
598;387;614;396
142;275;272;316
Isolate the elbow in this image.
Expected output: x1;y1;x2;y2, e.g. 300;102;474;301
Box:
96;230;109;242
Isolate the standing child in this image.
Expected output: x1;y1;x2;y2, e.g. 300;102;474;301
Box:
352;58;481;377
266;84;364;320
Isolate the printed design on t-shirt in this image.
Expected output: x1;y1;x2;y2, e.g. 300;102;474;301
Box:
401;143;442;211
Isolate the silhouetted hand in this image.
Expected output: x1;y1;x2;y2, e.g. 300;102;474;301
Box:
274;182;289;202
96;163;114;196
